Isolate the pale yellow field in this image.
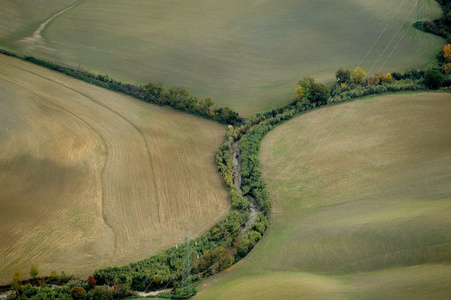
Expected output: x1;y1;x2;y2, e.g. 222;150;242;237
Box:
0;54;229;283
196;92;451;299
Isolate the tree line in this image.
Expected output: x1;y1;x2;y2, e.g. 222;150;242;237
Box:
0;49;242;127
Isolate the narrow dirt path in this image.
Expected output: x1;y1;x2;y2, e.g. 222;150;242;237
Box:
232;142;259;239
239;196;258;239
136;288;172;297
21;0;82;48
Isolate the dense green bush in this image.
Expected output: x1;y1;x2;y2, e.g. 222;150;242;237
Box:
424;69;445;89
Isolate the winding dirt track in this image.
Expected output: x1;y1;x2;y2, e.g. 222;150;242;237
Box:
20;0;82;49
0;54;229;283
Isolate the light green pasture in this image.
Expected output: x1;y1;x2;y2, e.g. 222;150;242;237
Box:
195;93;451;299
0;0;445;116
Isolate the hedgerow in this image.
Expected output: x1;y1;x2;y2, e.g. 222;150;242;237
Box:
0;49;242;127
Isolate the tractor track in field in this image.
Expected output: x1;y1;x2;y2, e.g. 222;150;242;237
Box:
1;60;163;232
20;0;82;49
242;239;451;274
0;73;118;254
323;239;451;270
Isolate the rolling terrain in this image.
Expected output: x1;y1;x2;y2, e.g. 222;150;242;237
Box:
0;0;450;297
195;92;451;299
0;0;445;116
0;54;229;284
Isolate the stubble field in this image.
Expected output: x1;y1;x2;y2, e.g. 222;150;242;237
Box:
0;54;229;284
195;92;451;299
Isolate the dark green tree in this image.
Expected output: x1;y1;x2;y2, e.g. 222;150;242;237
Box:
297;76;330;105
335;68;351;84
424;69;444;89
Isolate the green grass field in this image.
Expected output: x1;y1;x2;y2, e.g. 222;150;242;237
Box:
0;0;445;116
195;92;451;299
0;0;77;43
0;54;229;284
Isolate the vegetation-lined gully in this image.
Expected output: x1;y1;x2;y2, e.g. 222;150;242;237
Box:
1;0;451;298
233;142;259;240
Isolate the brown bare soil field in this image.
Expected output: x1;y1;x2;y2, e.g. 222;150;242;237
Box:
0;54;229;284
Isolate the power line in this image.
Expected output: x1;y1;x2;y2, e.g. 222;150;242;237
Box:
177;230;196;295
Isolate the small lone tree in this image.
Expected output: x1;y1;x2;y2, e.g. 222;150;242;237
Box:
30;265;39;279
424;69;444;89
50;271;58;279
11;269;23;290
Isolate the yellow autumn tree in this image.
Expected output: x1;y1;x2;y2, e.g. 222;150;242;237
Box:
374;73;385;85
443;44;451;63
351;67;367;84
11;269;23;290
442;63;451;74
386;73;393;84
294;86;305;101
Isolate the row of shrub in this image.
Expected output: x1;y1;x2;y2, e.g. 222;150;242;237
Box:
7;280;133;300
330;78;425;103
0;49;242;126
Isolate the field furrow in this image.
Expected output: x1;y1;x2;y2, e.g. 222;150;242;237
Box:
0;54;229;283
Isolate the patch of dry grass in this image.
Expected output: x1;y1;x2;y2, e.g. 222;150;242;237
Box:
0;54;229;283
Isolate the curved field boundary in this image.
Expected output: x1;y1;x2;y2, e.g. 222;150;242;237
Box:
0;73;119;254
0;54;229;284
5;60;163;230
195;92;451;299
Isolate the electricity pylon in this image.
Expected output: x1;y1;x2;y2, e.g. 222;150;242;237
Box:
177;230;196;294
